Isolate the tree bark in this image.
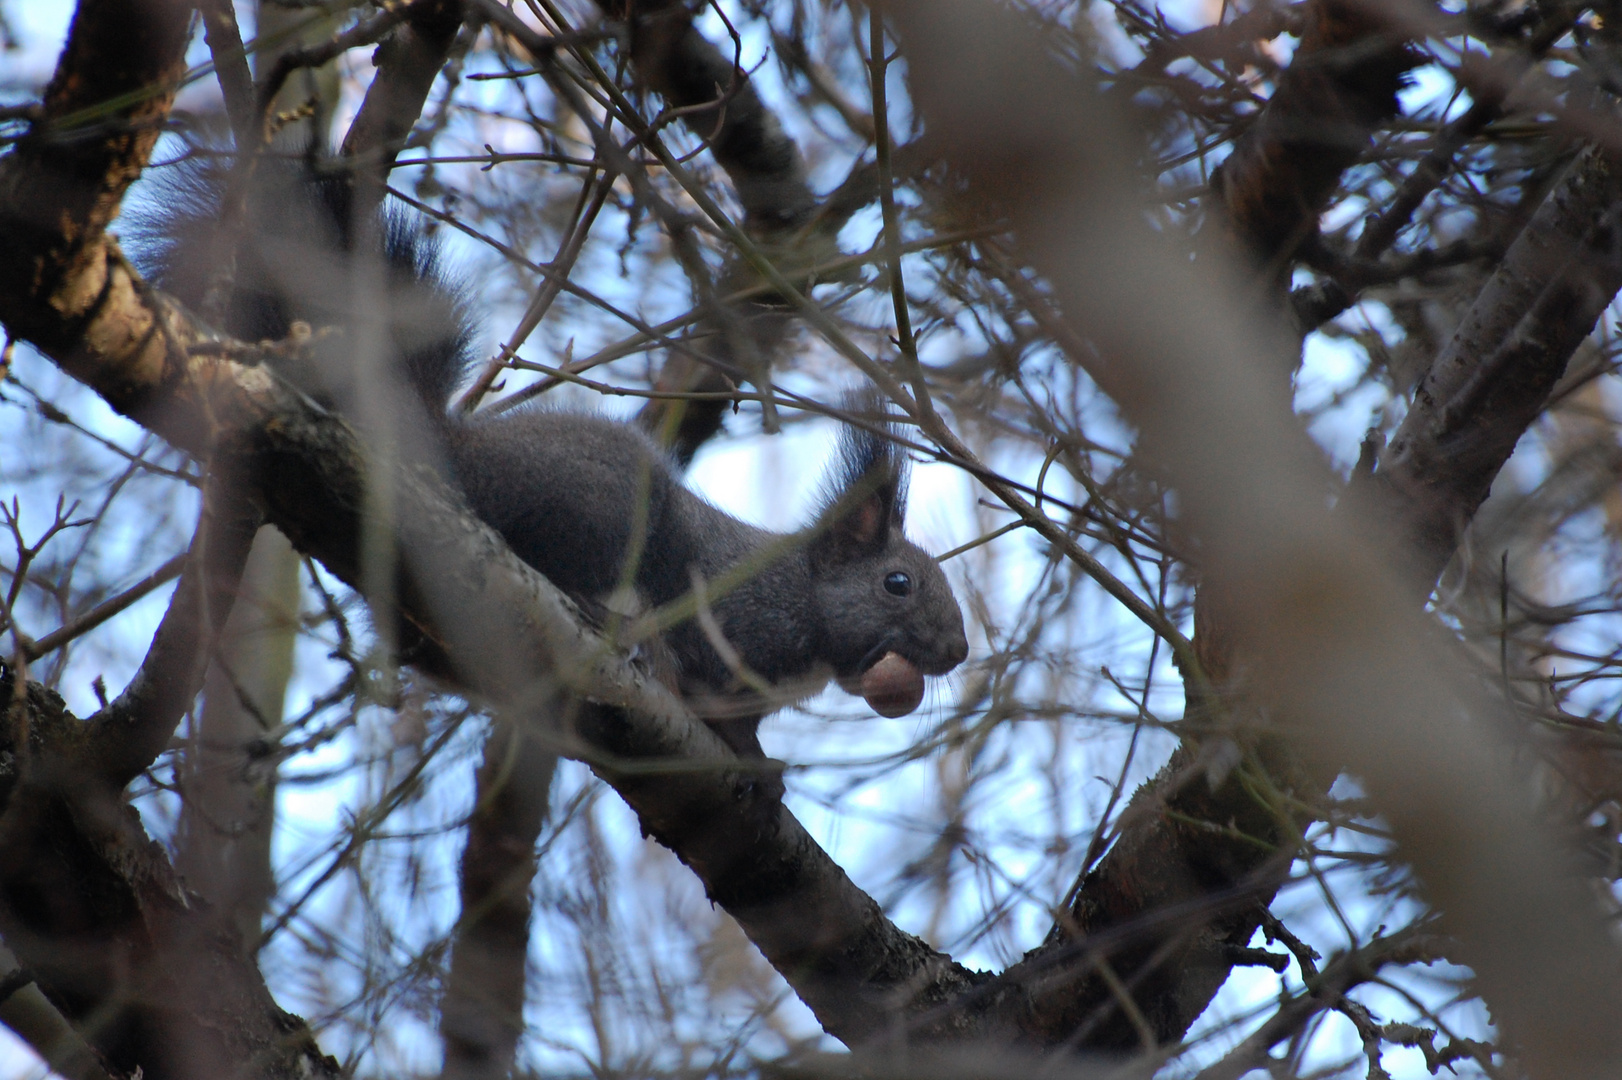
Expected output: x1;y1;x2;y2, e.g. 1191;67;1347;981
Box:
879;2;1622;1075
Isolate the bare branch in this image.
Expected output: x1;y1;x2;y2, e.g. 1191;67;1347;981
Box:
84;475;259;788
1211;0;1416;288
199;0;256;148
877;1;1622;1073
0;11;979;1049
1371;142;1622;588
340;0;467;216
440;721;555;1079
599;0;816;233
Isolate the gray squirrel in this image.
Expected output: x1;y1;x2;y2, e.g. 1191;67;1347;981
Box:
130;154;968;766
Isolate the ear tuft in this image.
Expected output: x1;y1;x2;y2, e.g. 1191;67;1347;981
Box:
810;391;911;561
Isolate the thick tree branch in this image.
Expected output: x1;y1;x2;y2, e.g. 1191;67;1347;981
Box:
340;0;466;217
575;700;993;1044
0;5;983;1052
958;0;1416;1049
14;0;1620;1068
1291;1;1587;331
877;2;1622;1075
0;4;346;1077
1210;0;1415;288
1370;143;1622;586
0;0;189;363
1003;0;1611;1055
0;661;342;1080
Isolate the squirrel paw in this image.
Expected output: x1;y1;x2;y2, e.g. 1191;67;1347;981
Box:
736;757;786;806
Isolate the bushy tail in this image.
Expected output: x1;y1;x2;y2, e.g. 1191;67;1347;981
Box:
124;144;474;417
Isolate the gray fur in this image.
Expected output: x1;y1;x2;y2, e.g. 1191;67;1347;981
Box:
132;153;969;761
449;407;969;752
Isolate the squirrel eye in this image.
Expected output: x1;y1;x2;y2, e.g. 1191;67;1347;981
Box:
884;571;913;597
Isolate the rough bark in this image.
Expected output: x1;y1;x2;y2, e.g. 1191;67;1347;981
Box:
0;662;342;1080
1370;144;1622;586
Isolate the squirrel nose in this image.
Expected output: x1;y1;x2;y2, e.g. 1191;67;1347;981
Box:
946;629;969;667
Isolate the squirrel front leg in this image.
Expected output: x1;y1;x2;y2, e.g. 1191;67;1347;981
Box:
704;714;785;802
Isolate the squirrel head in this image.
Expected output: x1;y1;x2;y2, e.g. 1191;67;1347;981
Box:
807;403;969;717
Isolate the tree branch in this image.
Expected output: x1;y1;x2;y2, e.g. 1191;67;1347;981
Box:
582;0;830;458
14;0;1621;1069
340;0;466;217
198;0;255;147
963;0;1415;1048
0;5;984;1051
877;2;1622;1074
85;475;260;789
1370;143;1622;587
599;0;816;234
173;525;299;955
0;661;342;1080
1194;923;1445;1080
440;720;555;1079
1210;0;1415;288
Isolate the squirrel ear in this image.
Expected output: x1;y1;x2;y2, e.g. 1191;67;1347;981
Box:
812;480;897;566
810;400;909;564
844;493;888;548
831;483;892;547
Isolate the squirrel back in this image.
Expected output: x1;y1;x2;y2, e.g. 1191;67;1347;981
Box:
130;152;969;761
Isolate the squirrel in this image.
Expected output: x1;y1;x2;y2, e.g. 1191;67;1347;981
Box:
128;152;969;768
